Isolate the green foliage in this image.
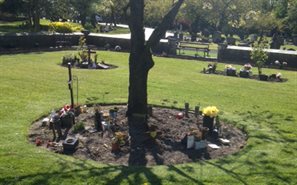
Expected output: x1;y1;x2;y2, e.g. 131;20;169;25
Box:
274;0;288;18
78;36;86;48
144;0;172;26
62;54;78;66
250;39;269;75
77;36;88;62
288;1;297;34
73;122;85;133
49;21;81;33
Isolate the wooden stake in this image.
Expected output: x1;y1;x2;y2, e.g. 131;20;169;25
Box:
195;106;200;117
185;103;189;117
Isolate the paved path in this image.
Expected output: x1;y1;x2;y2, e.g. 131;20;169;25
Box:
95;23;173;41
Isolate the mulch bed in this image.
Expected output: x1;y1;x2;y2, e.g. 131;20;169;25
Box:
61;62;118;70
202;70;288;82
29;105;247;166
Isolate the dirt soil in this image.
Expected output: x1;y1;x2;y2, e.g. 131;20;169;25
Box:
29;105;247;166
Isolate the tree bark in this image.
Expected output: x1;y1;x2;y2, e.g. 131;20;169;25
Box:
127;0;184;151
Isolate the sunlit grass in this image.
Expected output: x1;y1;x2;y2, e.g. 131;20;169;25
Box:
0;50;296;185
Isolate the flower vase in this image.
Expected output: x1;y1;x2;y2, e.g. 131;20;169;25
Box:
203;116;214;132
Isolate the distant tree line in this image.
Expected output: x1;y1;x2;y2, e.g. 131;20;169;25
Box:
1;0;297;37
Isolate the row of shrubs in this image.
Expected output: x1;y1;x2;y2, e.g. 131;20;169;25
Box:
49;22;82;33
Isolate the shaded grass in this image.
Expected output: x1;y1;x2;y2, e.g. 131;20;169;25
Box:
0;19;52;33
0;50;297;184
0;20;129;35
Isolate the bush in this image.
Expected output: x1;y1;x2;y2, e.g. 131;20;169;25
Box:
49;22;81;33
250;39;268;75
62;54;78;66
73;122;85;133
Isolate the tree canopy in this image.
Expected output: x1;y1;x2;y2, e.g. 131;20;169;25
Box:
1;0;297;35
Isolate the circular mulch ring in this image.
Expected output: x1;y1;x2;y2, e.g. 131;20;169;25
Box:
29;105;247;166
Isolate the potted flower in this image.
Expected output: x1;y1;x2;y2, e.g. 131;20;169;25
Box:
111;131;128;153
250;39;269;81
202;106;219;132
225;65;237;76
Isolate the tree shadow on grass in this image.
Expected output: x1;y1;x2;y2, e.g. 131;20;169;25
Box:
207;110;297;185
0;149;210;185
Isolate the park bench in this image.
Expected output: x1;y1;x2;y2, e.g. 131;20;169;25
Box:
177;41;210;58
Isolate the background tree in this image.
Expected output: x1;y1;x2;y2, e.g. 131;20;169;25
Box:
44;0;74;21
0;0;24;15
287;0;297;34
144;0;173;27
127;0;184;165
96;0;128;26
70;0;99;26
251;39;269;75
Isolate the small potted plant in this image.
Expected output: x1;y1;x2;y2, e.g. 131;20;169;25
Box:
250;39;269;81
202;106;219;132
111;131;128;153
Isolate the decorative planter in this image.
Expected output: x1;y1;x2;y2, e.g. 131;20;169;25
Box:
203;116;214;132
63;137;79;153
239;70;250;78
226;68;237;76
259;74;268;81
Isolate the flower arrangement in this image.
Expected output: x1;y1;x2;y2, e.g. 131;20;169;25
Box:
243;63;252;71
276;72;282;79
225;64;235;70
202;106;219;118
112;132;128;146
225;65;237;76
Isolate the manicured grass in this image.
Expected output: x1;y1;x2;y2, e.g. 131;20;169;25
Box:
281;44;297;50
0;19;52;33
0;50;297;185
0;20;129;35
177;49;217;58
104;27;130;35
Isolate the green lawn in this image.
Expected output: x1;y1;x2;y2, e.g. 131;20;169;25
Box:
0;19;52;33
0;51;297;185
0;20;129;35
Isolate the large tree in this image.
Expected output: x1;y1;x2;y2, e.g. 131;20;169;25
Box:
70;0;99;26
127;0;184;165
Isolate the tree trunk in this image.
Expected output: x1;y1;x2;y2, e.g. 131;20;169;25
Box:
33;11;40;31
127;0;184;163
128;0;153;148
31;0;40;31
80;14;86;27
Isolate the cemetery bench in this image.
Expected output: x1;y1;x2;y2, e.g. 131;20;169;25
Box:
177;41;210;57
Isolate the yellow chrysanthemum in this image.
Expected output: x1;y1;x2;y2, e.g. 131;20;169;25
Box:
202;106;219;117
